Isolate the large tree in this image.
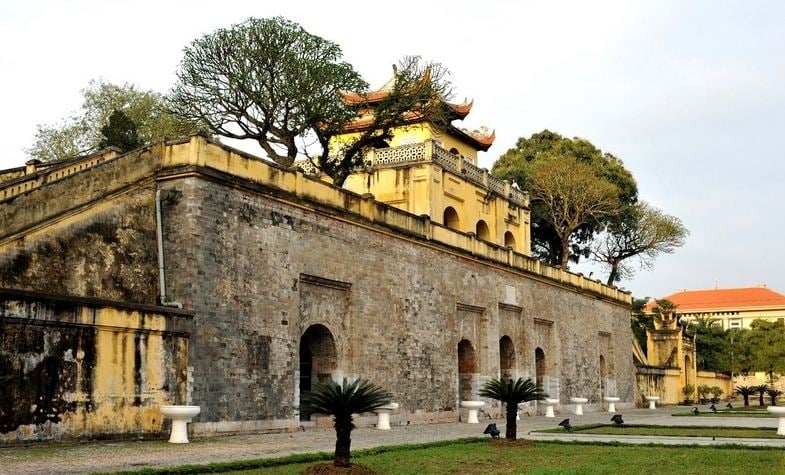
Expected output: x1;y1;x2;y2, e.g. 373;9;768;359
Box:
492;130;637;267
591;202;689;285
98;110;141;153
27;80;199;162
686;316;731;372
168;17;366;168
168;17;452;186
525;155;622;269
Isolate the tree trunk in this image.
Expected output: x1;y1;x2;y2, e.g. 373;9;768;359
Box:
505;402;518;440
333;419;352;467
606;262;619;286
559;239;570;270
743;395;749;407
759;393;765;406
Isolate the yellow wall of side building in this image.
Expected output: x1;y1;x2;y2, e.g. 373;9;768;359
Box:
1;300;189;443
344;163;529;254
680;308;785;330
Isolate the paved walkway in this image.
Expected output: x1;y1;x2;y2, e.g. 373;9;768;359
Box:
1;406;782;474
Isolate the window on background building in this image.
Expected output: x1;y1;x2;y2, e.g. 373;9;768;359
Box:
729;319;742;329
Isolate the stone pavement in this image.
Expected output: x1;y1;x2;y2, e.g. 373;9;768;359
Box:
1;406;782;475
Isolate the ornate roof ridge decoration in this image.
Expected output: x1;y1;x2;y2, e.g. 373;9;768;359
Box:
338;66;491;149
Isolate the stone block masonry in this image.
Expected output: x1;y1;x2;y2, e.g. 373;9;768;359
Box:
0;136;633;438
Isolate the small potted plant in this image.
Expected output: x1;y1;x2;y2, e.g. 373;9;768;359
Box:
682;384;695;405
697;385;711;404
766;388;783;406
710;386;723;404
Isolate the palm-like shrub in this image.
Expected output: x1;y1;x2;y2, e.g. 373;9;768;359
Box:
734;385;756;407
755;384;768;406
766;388;783;406
301;378;391;467
479;377;547;440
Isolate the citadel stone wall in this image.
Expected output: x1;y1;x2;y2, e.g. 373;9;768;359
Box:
0;136;634;437
157;169;634;434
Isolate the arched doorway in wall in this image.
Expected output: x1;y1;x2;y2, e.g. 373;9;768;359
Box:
599;354;607;398
299;324;338;421
535;347;546;387
475;220;491;241
499;336;516;380
443;206;460;231
458;339;477;402
504;231;516;249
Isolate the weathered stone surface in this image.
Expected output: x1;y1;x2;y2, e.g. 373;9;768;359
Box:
157;174;634;432
0;291;191;443
0;137;633;438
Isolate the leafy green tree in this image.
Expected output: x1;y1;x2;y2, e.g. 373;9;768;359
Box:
745;320;785;377
630;297;653;355
98;110;141;152
479;377;547;440
301;378;391;468
491;130;638;266
523;155;622;269
169;17;451;186
27;79;200;162
686;316;730;372
591;202;688;285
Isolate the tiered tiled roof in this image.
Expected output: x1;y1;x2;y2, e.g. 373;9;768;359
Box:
339;69;495;151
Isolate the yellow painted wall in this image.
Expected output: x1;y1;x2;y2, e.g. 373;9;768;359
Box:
1;297;190;444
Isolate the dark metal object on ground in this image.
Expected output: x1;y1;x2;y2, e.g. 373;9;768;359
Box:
710;404;717;413
691;407;700;414
558;418;573;432
483;423;500;438
610;414;624;425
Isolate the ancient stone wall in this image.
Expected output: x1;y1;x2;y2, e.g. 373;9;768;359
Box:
0;290;191;444
158;172;634;434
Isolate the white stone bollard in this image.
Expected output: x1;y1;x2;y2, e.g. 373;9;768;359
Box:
375;402;399;430
767;406;785;435
604;397;620;413
160;405;201;443
460;401;485;423
570;397;588;415
645;396;659;410
543;398;559;418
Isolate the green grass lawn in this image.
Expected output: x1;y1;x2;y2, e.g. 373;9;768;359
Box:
542;424;783;439
117;440;785;475
228;440;784;475
673;405;776;417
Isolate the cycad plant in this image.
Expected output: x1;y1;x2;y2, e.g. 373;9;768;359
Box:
479;377;548;440
766;388;783;406
755;384;768;406
734;385;756;407
301;378;391;468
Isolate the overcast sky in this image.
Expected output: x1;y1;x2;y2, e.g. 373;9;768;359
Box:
1;1;783;299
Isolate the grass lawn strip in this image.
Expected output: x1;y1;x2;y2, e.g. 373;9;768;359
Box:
101;439;785;475
539;423;783;439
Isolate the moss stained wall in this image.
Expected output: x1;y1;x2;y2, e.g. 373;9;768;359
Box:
0;189;158;305
0;291;191;444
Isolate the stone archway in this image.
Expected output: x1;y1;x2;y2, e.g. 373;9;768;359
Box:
475;220;491;241
299;324;338;421
504;231;516;249
458;339;477;402
444;206;460;230
499;336;516;380
535;347;546;386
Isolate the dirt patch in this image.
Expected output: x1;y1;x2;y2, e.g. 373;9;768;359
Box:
489;439;534;448
303;463;378;474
